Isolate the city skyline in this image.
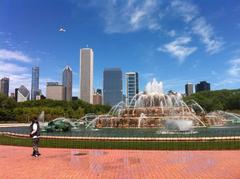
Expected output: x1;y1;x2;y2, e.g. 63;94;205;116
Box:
0;0;240;96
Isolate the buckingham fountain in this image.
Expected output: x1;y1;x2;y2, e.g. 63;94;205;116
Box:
39;78;240;135
84;79;222;130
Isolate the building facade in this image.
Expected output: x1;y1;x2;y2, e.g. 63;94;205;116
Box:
0;77;9;96
62;66;72;101
126;72;139;106
17;85;30;102
103;68;122;106
46;82;65;100
195;81;210;93
80;48;94;104
93;93;102;105
31;66;39;100
185;83;193;96
15;88;18;101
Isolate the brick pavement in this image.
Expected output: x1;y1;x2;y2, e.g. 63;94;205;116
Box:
0;145;239;179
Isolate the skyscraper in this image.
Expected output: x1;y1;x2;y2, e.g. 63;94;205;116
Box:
62;66;72;101
103;68;122;106
80;48;94;104
31;66;39;100
195;81;210;93
46;82;65;100
0;77;9;96
126;72;139;106
15;88;18;101
93;90;102;105
185;83;193;96
17;85;30;102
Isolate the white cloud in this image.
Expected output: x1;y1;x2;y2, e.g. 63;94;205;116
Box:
71;0;224;56
0;61;28;73
213;58;240;89
192;18;224;54
0;49;34;94
0;49;32;62
170;0;224;54
167;30;176;37
228;58;240;77
0;60;31;94
158;37;197;62
103;0;161;33
0;58;53;95
214;78;240;89
171;0;199;22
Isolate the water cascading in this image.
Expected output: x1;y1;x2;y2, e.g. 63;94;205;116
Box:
138;113;146;128
165;119;193;131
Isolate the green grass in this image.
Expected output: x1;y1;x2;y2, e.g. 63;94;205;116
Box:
1;135;240;150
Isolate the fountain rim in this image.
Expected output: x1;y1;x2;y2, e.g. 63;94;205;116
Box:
1;131;240;141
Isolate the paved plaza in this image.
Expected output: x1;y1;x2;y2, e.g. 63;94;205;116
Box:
0;145;239;179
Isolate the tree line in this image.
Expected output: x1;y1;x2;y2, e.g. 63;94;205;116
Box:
0;94;111;122
183;89;240;112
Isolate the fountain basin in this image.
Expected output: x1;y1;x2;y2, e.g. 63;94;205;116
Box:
165;119;193;132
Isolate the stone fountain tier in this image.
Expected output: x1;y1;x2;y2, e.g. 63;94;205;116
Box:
89;79;209;128
94;115;205;128
121;107;193;118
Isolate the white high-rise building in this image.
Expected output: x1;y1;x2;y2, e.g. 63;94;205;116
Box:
126;72;139;106
80;48;94;103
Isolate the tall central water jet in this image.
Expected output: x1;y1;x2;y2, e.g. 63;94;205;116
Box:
145;78;164;95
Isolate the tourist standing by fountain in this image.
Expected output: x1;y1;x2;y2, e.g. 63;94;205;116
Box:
30;117;41;157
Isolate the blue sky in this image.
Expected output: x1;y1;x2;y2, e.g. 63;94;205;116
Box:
0;0;240;96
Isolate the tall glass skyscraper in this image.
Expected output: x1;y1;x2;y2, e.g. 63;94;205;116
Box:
0;77;9;97
80;48;94;104
103;68;122;106
62;66;72;101
31;66;39;100
126;72;139;106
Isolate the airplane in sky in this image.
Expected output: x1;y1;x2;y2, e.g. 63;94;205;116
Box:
59;27;66;32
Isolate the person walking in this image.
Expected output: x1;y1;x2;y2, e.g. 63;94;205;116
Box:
30;117;41;157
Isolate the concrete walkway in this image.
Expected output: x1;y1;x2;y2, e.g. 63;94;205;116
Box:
0;123;29;127
0;145;239;179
